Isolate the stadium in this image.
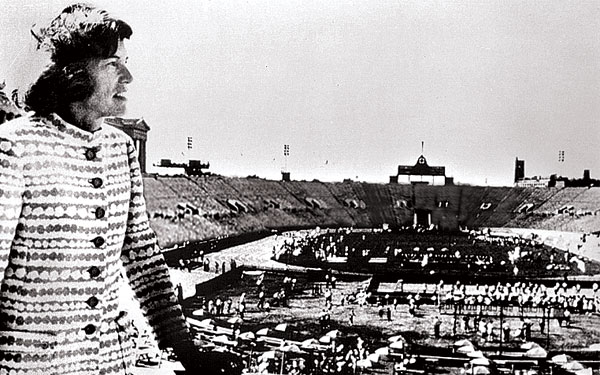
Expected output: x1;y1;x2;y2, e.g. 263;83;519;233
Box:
140;159;600;375
2;82;600;375
2;2;600;373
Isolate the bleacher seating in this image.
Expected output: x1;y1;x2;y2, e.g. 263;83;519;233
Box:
537;188;587;215
141;174;600;247
225;177;300;211
354;183;405;227
326;182;373;225
576;188;600;214
277;180;356;227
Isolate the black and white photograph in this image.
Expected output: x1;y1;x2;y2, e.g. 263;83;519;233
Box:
1;1;600;374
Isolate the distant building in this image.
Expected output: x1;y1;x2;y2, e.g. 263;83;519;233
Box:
514;158;525;183
155;159;210;176
105;117;150;174
514;157;599;188
515;176;552;188
551;171;600;188
390;155;451;185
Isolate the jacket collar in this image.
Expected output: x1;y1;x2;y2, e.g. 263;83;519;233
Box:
48;113;104;142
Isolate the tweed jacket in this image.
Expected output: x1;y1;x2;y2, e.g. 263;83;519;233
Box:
0;113;190;374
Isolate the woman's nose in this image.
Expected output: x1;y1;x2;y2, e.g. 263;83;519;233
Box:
120;65;133;84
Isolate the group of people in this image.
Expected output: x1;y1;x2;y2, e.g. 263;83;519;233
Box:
175;268;390;374
203;297;236;316
479;318;536;342
442;280;600;314
445;314;538;343
245;335;381;375
278;227;582;279
174;250;237;274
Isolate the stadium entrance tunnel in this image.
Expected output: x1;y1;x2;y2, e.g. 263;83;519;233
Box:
414;209;432;228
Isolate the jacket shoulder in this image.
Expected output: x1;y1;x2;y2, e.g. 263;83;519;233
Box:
0;114;46;139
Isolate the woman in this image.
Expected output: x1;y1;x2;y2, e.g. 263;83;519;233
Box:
0;4;240;374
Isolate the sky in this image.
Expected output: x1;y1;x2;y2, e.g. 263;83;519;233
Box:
1;0;599;186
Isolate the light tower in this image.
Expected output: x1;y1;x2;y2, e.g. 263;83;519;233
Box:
282;144;290;181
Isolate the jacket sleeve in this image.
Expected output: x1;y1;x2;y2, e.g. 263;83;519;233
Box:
119;137;193;348
0;135;23;283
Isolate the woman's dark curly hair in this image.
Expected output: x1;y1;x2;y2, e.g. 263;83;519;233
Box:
25;3;132;116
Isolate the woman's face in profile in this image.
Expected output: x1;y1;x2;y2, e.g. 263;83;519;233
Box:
81;39;133;128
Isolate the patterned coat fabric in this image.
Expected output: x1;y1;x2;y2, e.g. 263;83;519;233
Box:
0;113;190;374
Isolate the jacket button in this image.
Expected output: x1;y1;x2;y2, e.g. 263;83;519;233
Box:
84;324;96;335
92;236;105;248
90;177;103;188
88;266;101;278
85;148;97;160
86;296;99;308
95;207;106;219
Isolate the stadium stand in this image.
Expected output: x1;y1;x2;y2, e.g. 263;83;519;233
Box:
144;175;227;216
412;185;463;231
141;175;600;248
536;188;588;216
323;181;372;226
471;187;518;227
352;183;403;227
576;188;600;214
188;175;243;204
454;186;490;228
504;188;561;229
386;184;417;226
278;180;356;227
487;187;545;225
225;177;300;211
